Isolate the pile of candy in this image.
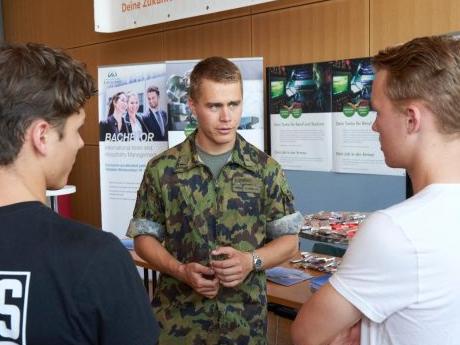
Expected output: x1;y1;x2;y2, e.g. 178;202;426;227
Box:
301;211;368;244
291;252;341;273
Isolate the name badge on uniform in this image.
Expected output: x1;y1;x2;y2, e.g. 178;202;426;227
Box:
232;176;262;194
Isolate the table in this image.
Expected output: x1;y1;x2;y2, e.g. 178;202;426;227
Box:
130;250;326;310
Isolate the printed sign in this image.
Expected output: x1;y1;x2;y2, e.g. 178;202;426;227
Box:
94;0;275;33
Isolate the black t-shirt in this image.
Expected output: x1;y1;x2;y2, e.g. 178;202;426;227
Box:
0;202;157;345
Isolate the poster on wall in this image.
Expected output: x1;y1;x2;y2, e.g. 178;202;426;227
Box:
167;57;265;151
268;58;404;176
331;58;404;176
268;62;333;171
98;63;168;238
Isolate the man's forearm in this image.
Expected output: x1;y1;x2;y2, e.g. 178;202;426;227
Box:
256;234;299;269
134;235;185;281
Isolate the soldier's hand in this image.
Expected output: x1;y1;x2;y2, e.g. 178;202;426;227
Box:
179;262;220;298
210;247;253;288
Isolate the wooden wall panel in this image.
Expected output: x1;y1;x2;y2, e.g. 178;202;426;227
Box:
3;0;250;49
163;7;250;31
164;17;252;60
67;32;164;145
2;0;164;48
252;0;370;67
251;0;323;14
371;0;460;54
68;145;101;228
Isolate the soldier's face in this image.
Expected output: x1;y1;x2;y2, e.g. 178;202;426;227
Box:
190;79;243;154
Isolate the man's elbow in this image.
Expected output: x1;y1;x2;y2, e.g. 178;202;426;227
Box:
133;235;150;257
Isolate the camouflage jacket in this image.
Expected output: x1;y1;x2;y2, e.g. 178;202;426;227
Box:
128;131;303;345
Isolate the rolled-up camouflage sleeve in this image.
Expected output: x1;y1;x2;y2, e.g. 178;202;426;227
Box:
265;164;304;239
126;218;165;241
126;161;166;242
267;211;304;239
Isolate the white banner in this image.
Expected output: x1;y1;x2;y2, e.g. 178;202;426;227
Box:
98;62;169;238
94;0;276;33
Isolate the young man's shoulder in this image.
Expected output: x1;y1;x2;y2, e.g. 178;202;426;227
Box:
0;202;130;284
55;214;121;250
5;201;122;253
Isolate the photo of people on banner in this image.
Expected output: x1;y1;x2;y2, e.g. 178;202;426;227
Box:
99;87;168;142
99;66;168;142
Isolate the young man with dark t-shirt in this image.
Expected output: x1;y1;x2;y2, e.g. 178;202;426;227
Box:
0;42;157;344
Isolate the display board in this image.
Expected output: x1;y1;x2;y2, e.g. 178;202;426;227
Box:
267;58;404;176
267;59;406;215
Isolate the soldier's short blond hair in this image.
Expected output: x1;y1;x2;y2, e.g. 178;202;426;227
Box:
189;56;242;101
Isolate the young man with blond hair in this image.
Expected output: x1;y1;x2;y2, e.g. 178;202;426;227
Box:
292;35;460;345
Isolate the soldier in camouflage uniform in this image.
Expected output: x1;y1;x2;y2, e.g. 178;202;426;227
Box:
127;57;303;345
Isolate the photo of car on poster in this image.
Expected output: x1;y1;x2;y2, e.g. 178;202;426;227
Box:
267;57;404;176
331;58;375;117
268;62;332;118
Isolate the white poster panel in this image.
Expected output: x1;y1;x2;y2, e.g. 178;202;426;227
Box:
268;62;333;171
166;58;264;150
94;0;275;33
98;63;168;238
268;58;406;176
270;113;333;171
332;111;405;176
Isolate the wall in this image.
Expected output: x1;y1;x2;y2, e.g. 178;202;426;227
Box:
0;0;3;41
3;0;460;228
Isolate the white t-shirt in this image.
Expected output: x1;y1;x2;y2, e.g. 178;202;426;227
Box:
330;184;460;345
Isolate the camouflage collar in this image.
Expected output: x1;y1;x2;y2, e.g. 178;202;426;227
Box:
176;130;258;173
